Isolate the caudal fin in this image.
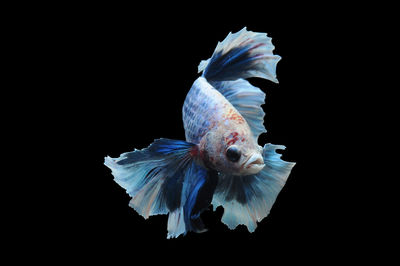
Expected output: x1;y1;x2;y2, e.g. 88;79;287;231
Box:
104;139;217;238
198;27;281;83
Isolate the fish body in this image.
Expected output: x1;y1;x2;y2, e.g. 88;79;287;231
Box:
105;27;295;238
183;77;262;176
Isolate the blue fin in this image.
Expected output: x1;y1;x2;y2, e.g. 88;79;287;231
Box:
211;79;267;140
167;163;217;238
211;144;295;232
104;138;217;238
181;163;218;234
198;27;281;83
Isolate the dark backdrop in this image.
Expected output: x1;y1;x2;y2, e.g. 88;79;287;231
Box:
42;3;361;261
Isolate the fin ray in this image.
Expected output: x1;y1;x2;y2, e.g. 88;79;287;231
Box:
104;138;217;238
198;27;281;83
104;139;194;218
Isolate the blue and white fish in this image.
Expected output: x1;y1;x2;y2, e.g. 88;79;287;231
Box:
104;27;295;238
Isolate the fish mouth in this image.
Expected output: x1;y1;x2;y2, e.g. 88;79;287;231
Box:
242;153;265;174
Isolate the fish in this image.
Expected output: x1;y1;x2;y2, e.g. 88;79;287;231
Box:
104;27;295;238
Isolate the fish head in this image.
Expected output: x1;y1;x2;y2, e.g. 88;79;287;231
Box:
200;125;265;176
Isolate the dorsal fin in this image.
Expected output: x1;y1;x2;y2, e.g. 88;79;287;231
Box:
197;27;281;140
211;79;266;140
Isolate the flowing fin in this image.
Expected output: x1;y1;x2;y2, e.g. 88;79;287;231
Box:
104;139;193;218
211;144;295;232
181;163;218;233
198;27;281;83
211;79;267;140
104;138;216;238
167;208;185;239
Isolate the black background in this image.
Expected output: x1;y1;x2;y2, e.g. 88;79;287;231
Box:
23;3;369;261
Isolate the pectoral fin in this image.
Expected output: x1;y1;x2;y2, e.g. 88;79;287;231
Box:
212;144;295;232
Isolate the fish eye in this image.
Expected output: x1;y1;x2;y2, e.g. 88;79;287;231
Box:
226;146;241;162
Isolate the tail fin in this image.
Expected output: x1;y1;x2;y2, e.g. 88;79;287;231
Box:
104;139;217;238
198;27;281;83
211;144;295;232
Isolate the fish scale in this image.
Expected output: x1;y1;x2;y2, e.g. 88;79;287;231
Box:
183;77;234;144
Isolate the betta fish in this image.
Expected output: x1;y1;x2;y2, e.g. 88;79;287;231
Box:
104;27;295;238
